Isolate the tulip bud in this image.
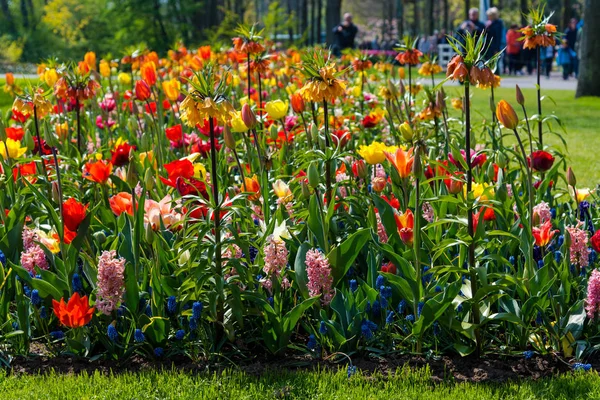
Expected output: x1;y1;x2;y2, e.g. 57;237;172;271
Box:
399;80;406;96
436;89;446;111
564;229;572;249
290;93;305;113
516;85;525;106
495;100;519;130
270;124;278;141
93;230;106;245
308;163;320;188
223;125;236;150
144;168;154;191
352;160;368;180
399;122;413;141
387;79;399;98
412;148;423;177
372;177;386;192
25;131;35;151
447;177;464;194
301;180;311;199
145;220;155;244
126;162;137;188
567;167;577;187
241;103;257;129
486;162;496;181
51;181;61;204
496;151;508;169
310;122;319;144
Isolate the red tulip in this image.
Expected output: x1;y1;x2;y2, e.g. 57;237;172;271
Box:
52;292;95;328
591;230;600;253
528;150;555;172
135;80;151;101
62;198;88;232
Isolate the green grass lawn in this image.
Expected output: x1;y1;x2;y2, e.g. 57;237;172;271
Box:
0;368;599;399
1;78;598;187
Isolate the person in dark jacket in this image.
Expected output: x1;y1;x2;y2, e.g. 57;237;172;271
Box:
332;13;358;56
484;7;504;60
456;8;486;47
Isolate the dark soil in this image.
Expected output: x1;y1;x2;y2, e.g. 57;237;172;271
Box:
7;349;593;383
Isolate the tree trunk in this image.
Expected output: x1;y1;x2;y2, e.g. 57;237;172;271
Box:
325;0;340;46
426;0;434;35
316;0;322;44
0;0;16;36
464;0;470;21
520;0;528;26
413;0;420;35
444;0;449;31
563;0;572;29
576;0;600;97
288;0;295;43
301;0;308;44
20;0;29;29
396;0;404;39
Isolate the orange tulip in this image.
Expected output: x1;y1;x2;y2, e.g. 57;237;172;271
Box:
241;175;261;201
291;93;305;113
83;160;112;184
52;292;95;328
109;192;134;216
532;220;558;247
135;80;152;101
384;147;414;179
394;209;414;245
140;62;157;86
496;100;519;130
5;72;14;86
62;198;88;232
84;51;97;71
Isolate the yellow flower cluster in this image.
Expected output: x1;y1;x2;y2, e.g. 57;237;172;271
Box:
180;96;233;127
418;61;442;76
298;65;346;103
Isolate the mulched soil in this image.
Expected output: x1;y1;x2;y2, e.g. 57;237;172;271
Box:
7;347;597;383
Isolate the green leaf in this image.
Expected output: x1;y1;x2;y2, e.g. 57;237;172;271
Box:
294;243;310;299
327;229;370;284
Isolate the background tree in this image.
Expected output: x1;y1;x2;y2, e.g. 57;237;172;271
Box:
576;0;600;97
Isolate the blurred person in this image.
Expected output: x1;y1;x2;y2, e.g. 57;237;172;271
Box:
564;18;579;76
484;7;504;60
541;44;556;78
332;13;358;56
557;39;576;80
506;24;522;75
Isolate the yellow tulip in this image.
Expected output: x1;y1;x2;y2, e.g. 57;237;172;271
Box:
194;163;207;180
0;139;28;159
162;78;181;102
465;182;495;201
99;60;111;78
44;68;58;87
55;122;69;141
118;72;132;86
229;111;248;133
358;142;398;165
265;100;289;120
273;179;293;203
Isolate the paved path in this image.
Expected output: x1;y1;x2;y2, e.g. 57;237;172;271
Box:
444;71;577;90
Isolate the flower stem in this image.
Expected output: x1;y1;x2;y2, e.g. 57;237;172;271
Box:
209;117;222;279
323;100;332;205
536;47;543;150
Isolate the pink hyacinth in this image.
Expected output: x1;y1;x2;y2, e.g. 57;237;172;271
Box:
373;164;386;179
96;250;126;315
20;228;48;273
566;222;590;268
305;249;334;305
20;245;48;274
533;201;552;224
585;269;600;319
263;235;288;276
376;212;388;243
422;202;434;223
336;172;349;198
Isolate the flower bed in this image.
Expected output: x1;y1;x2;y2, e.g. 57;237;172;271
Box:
0;17;598;371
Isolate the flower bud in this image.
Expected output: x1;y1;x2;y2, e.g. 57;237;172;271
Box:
241;103;257;130
290;93;305;113
495;100;519;130
144;168;154;191
436;89;446;111
447;177;464;194
93;230;106;244
145;220;155;244
496;151;508;169
300;180;311;199
352;160;368;180
25;131;35;151
399;80;406;96
516;85;525;106
486;162;496;181
567;167;577;187
270;124;278;141
310;122;319;144
308;163;320;188
371;177;386;192
412;148;423;177
126;162;137;188
399;122;413;141
51;181;61;204
223;125;236;150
